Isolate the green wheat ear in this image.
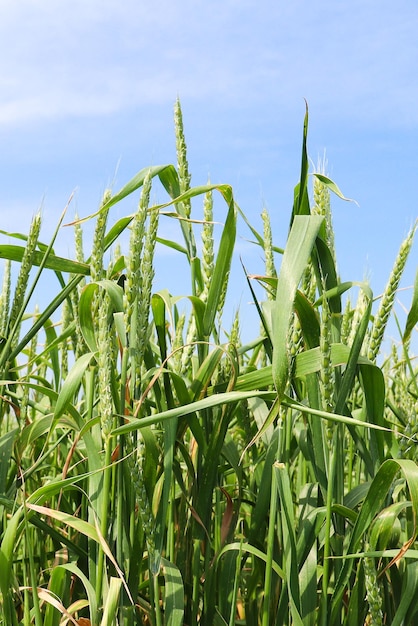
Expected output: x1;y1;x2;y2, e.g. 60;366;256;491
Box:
174;97;191;210
181;316;197;376
127;433;156;568
124;169;151;336
201;187;214;303
0;260;11;338
135;203;159;378
261;206;277;300
172;311;186;373
90;190;111;283
367;221;417;362
340;297;352;345
60;298;71;379
313;159;336;268
69;213;88;358
174;97;198;284
348;285;370;349
97;287;114;442
9;211;42;350
389;342;418;460
90;190;111;343
363;543;383;626
220;309;241;382
74;211;85;265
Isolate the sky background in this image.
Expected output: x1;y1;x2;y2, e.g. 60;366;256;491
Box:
0;0;417;353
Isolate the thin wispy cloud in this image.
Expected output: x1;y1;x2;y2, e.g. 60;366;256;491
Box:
1;0;418;129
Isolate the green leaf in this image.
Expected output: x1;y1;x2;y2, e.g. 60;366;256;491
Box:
54;352;96;420
59;562;98;626
249;431;280;542
313;173;357;203
274;463;302;618
391;560;418;626
0;245;90;275
0;507;22;615
359;363;386;467
100;577;122;626
292;101;310;220
158;164;181;199
202;186;236;336
156;236;188;255
71;165;176;224
217;542;284;579
78;279;124;353
334;284;372;415
0;428;18;492
112;390;276;436
271;214;323;396
403;267;418;343
161;557;185;626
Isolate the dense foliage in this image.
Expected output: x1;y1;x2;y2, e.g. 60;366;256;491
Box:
0;101;417;625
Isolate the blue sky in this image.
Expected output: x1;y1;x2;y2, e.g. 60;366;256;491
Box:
0;0;417;352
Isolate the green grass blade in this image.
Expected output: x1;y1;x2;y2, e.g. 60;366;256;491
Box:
271;214;323;396
60;562;98;624
0;508;22;625
359;363;386;468
403;266;418;343
161;557;184;626
217;542;285;579
54;352;95;420
248;430;280;544
202;186;236;336
335;285;373;415
156;236;188;255
0;428;18;491
113;390;274;435
100;577;122;626
314;237;341;315
72;165;176;224
313;173;356;203
292;101;310;220
274;462;302;622
43;566;68;626
0;245;90;275
78;280;124;353
391;560;418;626
43;318;60;390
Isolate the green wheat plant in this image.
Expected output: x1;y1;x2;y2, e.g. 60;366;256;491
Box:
0;101;417;626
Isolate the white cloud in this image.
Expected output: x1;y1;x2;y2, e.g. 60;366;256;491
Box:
0;0;417;129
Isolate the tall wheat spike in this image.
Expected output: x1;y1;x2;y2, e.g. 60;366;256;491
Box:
124;170;151;337
0;260;11;338
262;207;277;300
97;288;113;442
136;205;159;377
313;159;337;268
367;221;417;362
8;212;41;350
69;214;88;358
201;187;214;303
363;544;383;626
